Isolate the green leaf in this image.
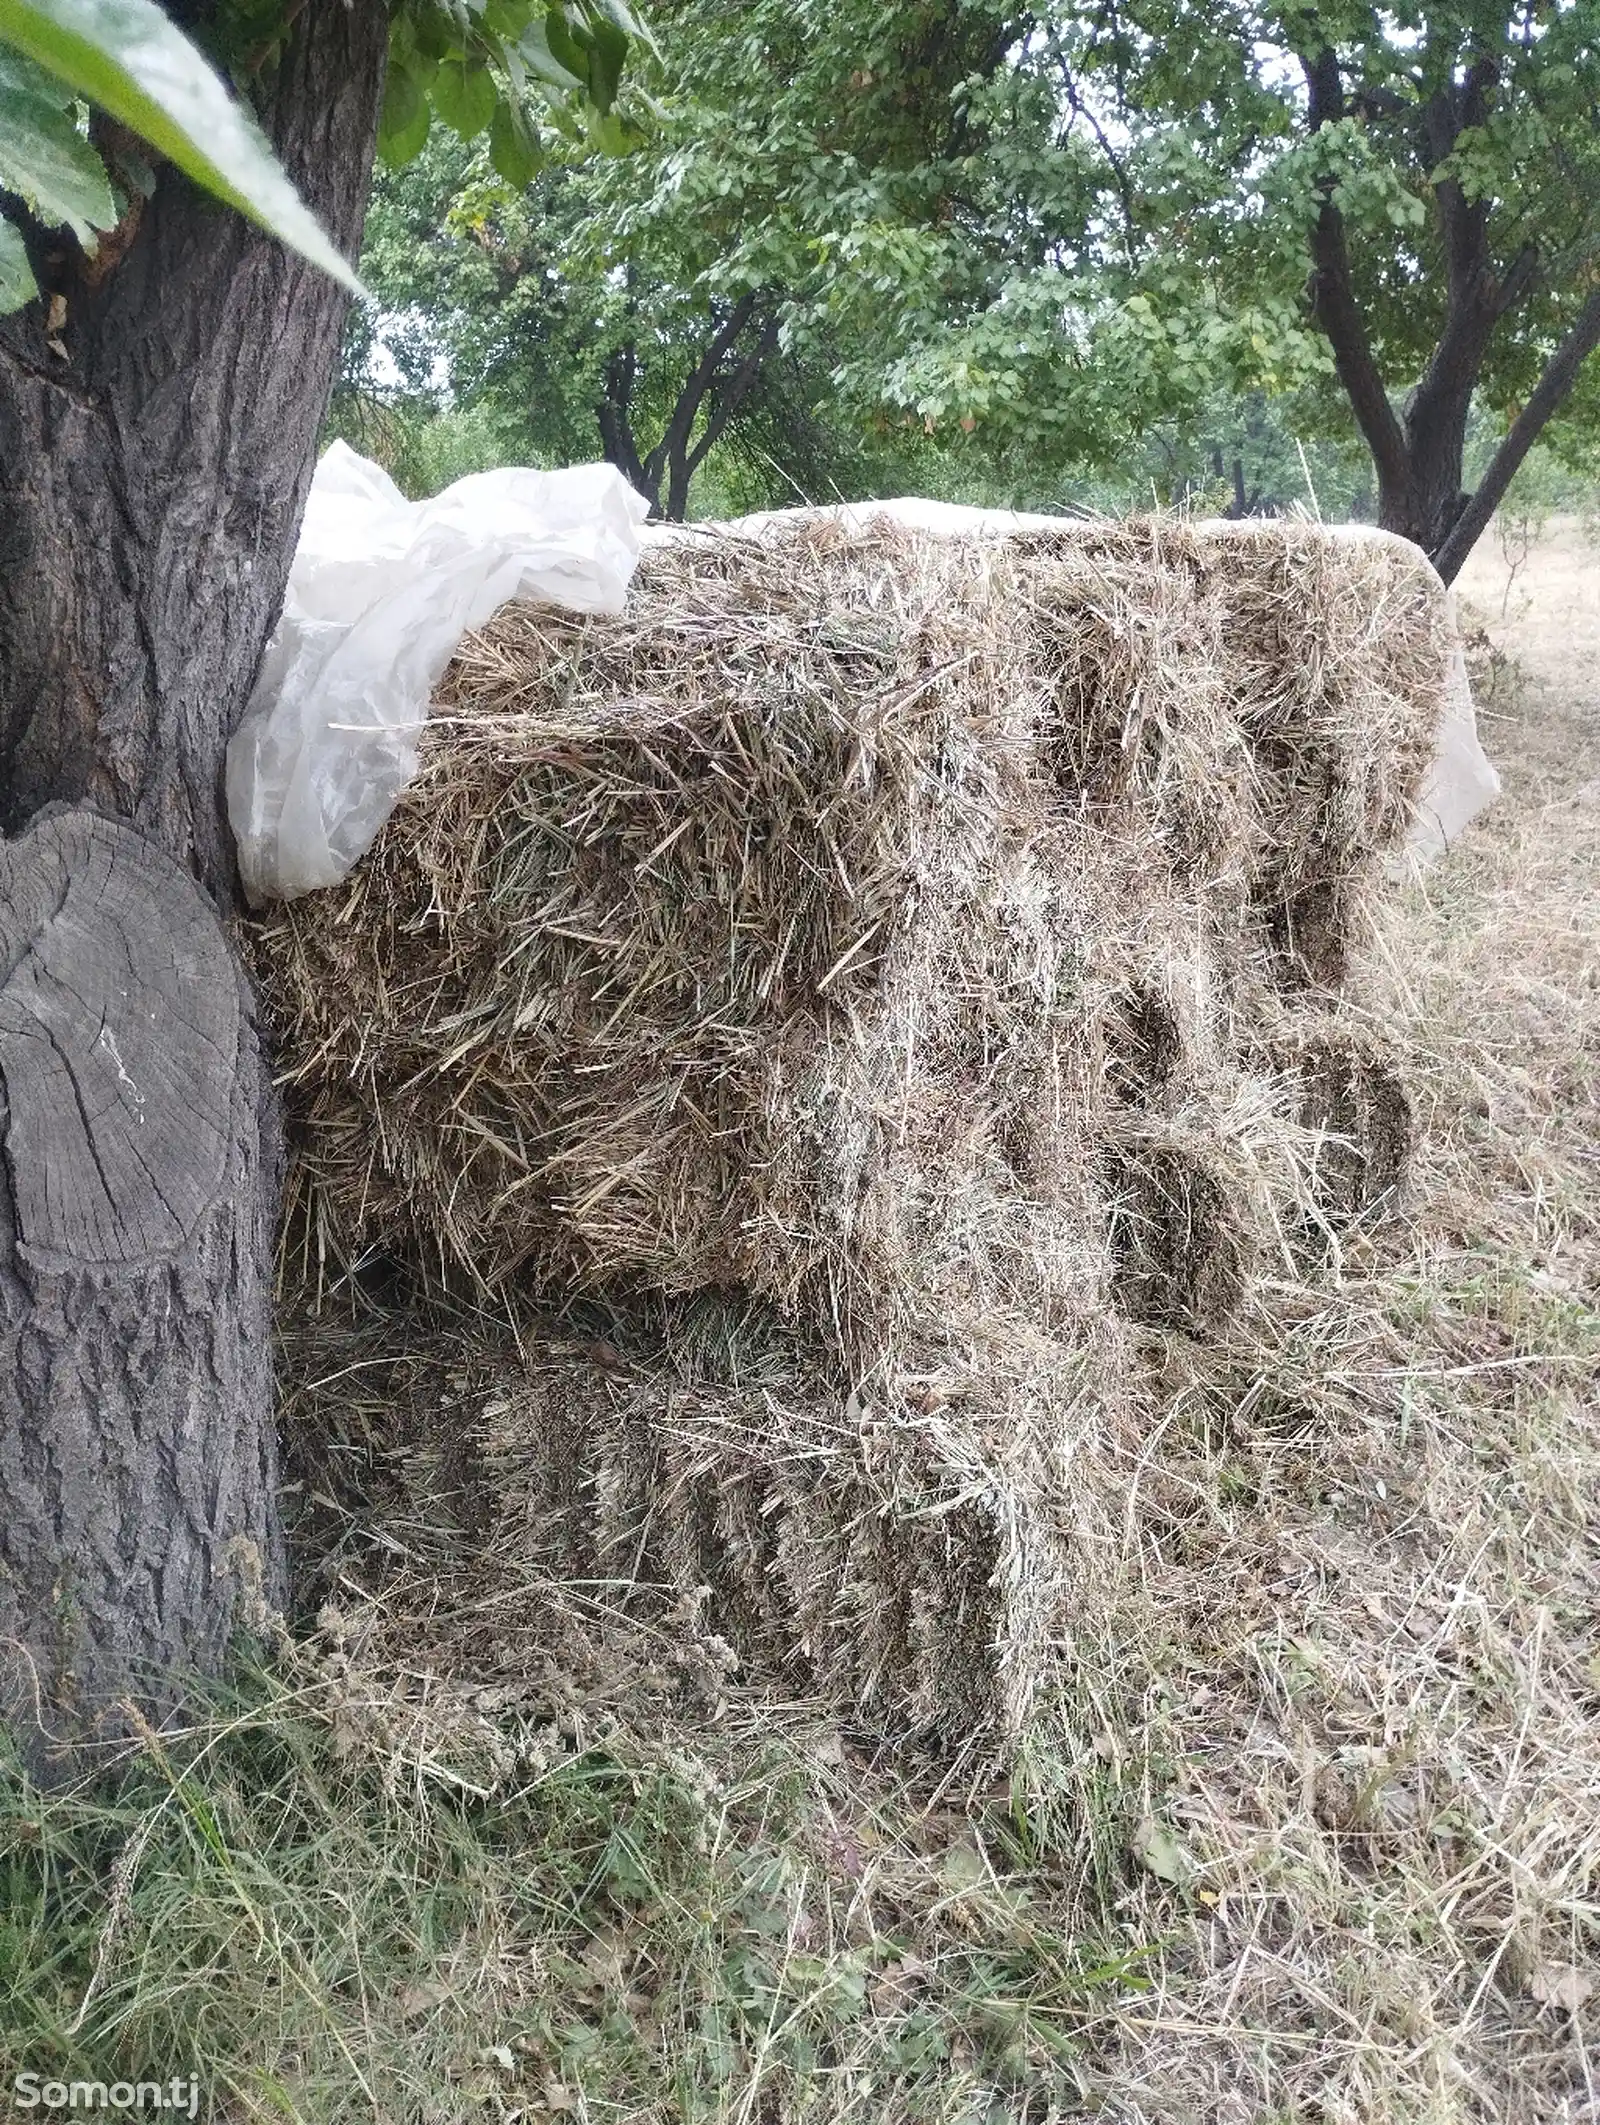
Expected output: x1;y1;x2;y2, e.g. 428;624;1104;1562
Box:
0;69;116;241
584;105;633;154
582;12;628;115
410;9;456;65
0;0;364;294
378;102;430;171
939;1837;989;1894
543;7;589;84
488;95;539;186
516;17;582;93
0;34;65;101
1131;1814;1190;1886
583;0;657;59
432;55;498;140
0;210;38;309
378;57;431;169
482;0;535;36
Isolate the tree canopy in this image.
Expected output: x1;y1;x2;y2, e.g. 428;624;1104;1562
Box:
8;0;1596;551
338;0;1600;567
0;0;648;309
351;0;1029;517
875;0;1600;574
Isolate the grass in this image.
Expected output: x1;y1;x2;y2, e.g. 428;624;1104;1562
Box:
3;533;1596;2123
0;1655;1154;2121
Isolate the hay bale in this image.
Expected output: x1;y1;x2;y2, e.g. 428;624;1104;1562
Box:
257;512;1449;1751
255;516;1445;1338
277;1293;1108;1754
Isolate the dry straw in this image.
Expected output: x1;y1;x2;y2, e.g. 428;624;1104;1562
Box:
256;512;1450;1753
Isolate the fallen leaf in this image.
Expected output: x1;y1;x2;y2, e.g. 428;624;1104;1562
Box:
940;1837;989;1893
46;293;67;333
1529;1963;1595;2014
398;1978;450;2018
1132;1814;1190;1886
583;1339;632;1375
869;1950;930;2014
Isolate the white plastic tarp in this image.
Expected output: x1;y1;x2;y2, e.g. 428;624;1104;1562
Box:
227;442;650;902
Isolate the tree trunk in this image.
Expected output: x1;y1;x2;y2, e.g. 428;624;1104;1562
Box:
596;298;781;522
1432;284;1600;584
1376;402;1472;564
1298;44;1600;584
0;0;387;1768
597;341;661;515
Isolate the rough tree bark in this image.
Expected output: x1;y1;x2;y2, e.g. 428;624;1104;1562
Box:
0;0;387;1766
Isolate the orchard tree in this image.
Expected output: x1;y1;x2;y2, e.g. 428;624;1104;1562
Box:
360;0;1029;518
0;0;643;1766
354;143;794;517
885;0;1600;580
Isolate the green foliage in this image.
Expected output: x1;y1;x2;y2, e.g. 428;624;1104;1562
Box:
1130;388;1377;518
0;1656;1148;2121
0;0;361;301
343;0;1398;520
378;0;654;175
874;2;1600;479
0;0;648;316
0;43;113;254
0;212;35;303
1485;435;1600;527
348;3;1032;513
358;0;1563;520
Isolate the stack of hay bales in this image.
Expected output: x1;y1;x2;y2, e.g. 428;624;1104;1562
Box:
256;515;1449;1753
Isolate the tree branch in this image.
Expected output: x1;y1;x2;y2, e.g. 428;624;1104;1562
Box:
657;292;758;473
1059;55;1137;252
1299;49;1410;501
682;313;781;482
1421;56;1501;311
1433;284;1600;582
596;341;652;504
1495;242;1540;318
1408;86;1499;454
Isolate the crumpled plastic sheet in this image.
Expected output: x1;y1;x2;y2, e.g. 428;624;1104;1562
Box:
651;500;1501;865
1394;625;1502;865
227;442;650;902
